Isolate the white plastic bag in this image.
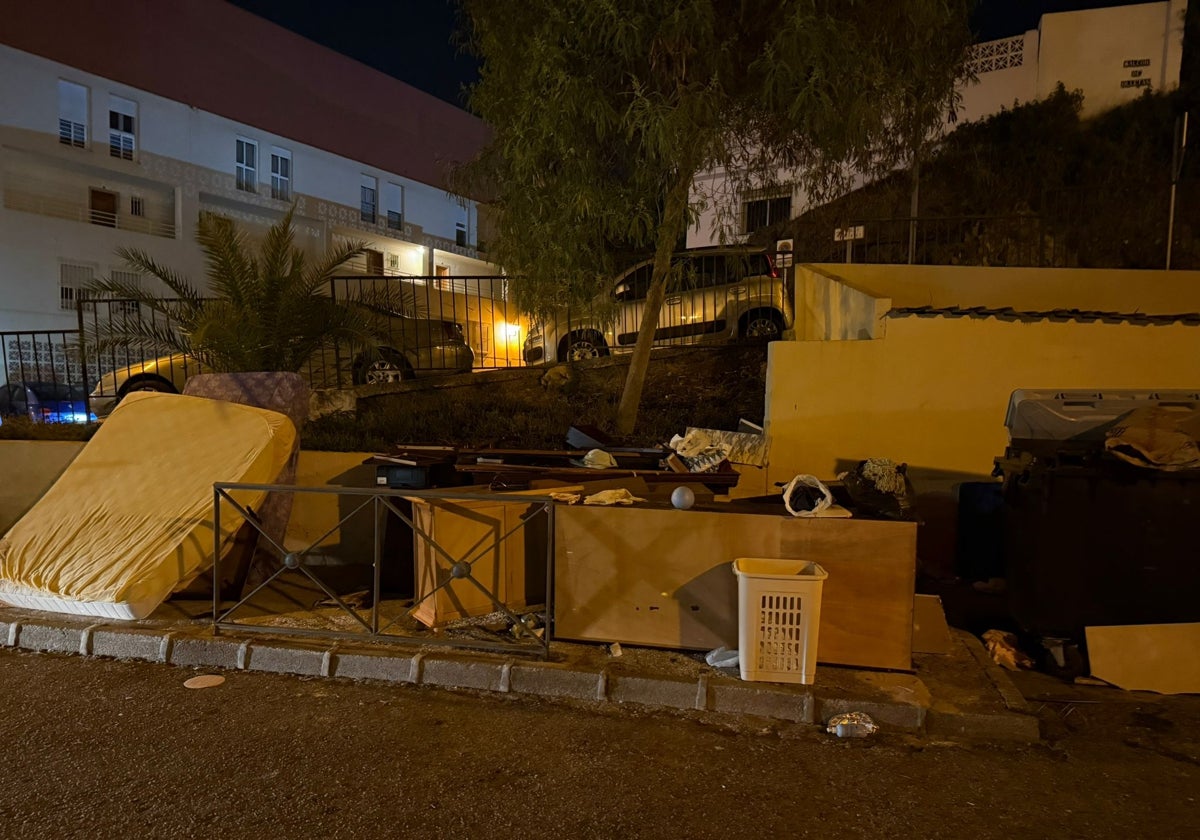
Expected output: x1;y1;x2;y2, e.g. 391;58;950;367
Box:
782;474;833;517
705;646;740;668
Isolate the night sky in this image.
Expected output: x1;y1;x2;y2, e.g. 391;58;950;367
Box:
228;0;1152;109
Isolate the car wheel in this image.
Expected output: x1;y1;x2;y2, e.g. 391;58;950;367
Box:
741;310;785;340
354;350;413;385
120;377;176;396
559;331;609;362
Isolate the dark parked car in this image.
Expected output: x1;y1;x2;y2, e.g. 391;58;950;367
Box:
0;381;96;424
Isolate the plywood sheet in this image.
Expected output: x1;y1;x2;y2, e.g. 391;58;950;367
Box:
912;594;953;655
554;506;915;670
1086;623;1200;694
411;500;534;627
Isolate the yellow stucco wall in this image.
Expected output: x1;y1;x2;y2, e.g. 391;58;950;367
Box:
1;443;376;547
0;441;85;535
765;315;1200;484
286;451;379;555
803;264;1200;313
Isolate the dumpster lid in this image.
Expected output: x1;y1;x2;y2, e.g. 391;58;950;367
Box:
1005;389;1200;442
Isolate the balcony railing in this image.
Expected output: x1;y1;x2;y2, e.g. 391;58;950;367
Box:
3;178;176;239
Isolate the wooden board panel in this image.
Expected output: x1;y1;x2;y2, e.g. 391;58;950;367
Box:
912;594;953;655
1086;623;1200;694
554;505;916;671
411;500;532;627
776;516;916;669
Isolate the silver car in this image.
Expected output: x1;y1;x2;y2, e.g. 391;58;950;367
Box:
523;249;792;364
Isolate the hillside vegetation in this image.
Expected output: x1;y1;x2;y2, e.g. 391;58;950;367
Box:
776;88;1200;269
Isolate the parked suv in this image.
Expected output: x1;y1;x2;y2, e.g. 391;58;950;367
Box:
523;249;791;364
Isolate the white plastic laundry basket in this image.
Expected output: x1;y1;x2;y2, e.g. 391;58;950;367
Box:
732;558;828;685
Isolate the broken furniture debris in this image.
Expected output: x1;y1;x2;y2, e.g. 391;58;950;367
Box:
553;503;916;671
344;422;923;677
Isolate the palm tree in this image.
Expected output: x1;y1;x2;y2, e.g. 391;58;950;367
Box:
86;208;379;374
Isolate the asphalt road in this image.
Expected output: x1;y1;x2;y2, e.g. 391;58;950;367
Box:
0;648;1197;840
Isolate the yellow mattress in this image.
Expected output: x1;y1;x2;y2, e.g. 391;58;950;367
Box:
0;391;296;619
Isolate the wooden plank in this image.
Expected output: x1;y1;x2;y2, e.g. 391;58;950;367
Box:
777;517;916;670
912;594;954;654
1086;623;1200;694
554;506;915;671
411;499;537;627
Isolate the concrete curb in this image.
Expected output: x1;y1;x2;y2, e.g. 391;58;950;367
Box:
0;615;1038;740
932;631;1041;742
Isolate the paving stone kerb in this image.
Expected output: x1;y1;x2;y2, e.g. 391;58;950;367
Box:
0;612;1038;741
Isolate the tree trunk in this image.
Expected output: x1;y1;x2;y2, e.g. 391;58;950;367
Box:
614;170;694;435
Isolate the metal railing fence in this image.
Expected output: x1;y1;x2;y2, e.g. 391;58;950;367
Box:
211;483;554;657
3;174;177;239
790;214;1059;267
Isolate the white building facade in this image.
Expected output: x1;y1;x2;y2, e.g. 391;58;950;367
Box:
0;2;496;335
687;0;1188;249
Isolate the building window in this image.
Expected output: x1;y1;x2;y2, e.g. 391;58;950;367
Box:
130;196;145;217
383;182;404;230
108;95;136;160
236;138;257;192
60;263;94;311
455;222;468;247
385;252;400;273
107;269;143;316
360;175;377;223
58;80;88;148
743;194;792;234
270;148;291;201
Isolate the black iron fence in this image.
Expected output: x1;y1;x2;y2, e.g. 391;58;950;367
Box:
2;260;797;419
322;274;519;389
790;178;1200;270
211;483;553;658
791;215;1062;267
0;328;92;423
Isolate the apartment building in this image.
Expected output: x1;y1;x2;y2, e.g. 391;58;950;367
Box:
687;0;1188;249
0;1;494;334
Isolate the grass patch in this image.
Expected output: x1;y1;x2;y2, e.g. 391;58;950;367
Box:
0;416;98;441
305;344;769;452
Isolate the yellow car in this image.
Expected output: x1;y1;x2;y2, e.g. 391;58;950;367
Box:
89;315;476;414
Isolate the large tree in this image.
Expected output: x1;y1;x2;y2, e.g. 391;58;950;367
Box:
459;0;972;434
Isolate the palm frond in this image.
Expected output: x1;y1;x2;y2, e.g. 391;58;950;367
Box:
92;213;391;375
259;206;298;285
300;238;369;298
196;212;257;309
82;308;195;361
113;247;204;305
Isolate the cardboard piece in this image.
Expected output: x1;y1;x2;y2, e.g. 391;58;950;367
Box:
912;594;954;654
554;505;916;671
1086;623;1200;694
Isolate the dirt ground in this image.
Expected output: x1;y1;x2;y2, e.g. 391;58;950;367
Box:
310;343;771;451
1;648;1196;840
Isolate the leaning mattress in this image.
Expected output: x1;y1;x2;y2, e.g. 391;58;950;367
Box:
0;391;296;619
